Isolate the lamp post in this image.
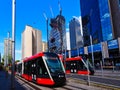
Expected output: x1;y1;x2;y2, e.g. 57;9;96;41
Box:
47;19;49;51
11;0;16;89
7;32;10;66
89;9;95;69
101;42;104;65
90;35;95;69
43;13;49;52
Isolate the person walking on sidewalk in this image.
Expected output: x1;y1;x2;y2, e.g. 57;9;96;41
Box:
5;66;9;78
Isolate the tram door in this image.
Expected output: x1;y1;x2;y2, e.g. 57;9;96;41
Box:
31;61;37;82
70;61;77;73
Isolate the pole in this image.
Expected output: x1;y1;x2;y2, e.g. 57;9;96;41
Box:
87;60;90;86
101;42;104;65
43;13;49;51
100;61;104;77
90;35;94;69
7;32;10;66
47;18;49;51
81;58;90;86
4;40;7;67
11;0;16;89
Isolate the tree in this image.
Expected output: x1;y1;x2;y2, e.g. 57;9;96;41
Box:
1;55;12;66
15;60;20;63
8;54;12;64
2;56;5;65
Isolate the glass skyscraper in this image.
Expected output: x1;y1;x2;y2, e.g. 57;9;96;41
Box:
98;0;113;41
80;0;102;46
79;0;120;66
69;17;83;50
80;0;120;45
49;12;66;54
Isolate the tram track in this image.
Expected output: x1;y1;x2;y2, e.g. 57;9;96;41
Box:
17;74;119;90
16;75;42;90
15;75;90;90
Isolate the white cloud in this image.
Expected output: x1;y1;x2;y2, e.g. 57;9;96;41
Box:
101;13;110;22
15;50;21;54
103;13;110;19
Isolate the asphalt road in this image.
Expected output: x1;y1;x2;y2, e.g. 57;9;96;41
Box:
66;73;120;88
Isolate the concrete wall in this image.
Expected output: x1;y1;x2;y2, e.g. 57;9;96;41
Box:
22;25;42;59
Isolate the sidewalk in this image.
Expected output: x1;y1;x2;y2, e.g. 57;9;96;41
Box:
0;70;26;90
95;69;120;78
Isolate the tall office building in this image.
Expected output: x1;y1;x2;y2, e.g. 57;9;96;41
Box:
79;0;120;65
4;38;12;66
69;17;84;50
42;41;47;52
66;31;71;58
49;11;66;54
66;32;70;51
80;0;120;45
22;25;42;59
98;0;120;40
80;0;102;46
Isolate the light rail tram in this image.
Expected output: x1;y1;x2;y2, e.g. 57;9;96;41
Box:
16;52;66;86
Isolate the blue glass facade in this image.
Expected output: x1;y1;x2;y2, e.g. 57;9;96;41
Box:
80;0;102;45
67;0;120;59
98;0;113;41
80;0;114;44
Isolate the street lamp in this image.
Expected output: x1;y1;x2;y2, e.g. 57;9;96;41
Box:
101;42;104;65
7;32;10;66
43;12;49;52
90;35;95;69
11;0;16;89
89;9;95;69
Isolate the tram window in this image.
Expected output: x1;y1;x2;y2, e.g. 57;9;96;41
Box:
78;61;87;70
31;60;37;75
28;61;32;75
18;64;22;73
66;62;70;70
46;58;63;73
37;57;48;78
24;62;28;74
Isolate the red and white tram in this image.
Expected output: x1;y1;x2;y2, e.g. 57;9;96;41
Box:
17;52;66;86
65;56;94;75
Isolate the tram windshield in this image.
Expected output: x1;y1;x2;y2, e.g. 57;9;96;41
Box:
45;56;64;73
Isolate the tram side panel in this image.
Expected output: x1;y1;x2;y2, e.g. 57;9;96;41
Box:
65;57;94;75
21;52;66;86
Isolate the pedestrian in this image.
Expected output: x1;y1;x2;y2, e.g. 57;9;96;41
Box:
5;66;9;78
96;62;100;69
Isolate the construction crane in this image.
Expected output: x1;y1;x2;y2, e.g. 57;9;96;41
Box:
58;0;62;15
49;5;54;18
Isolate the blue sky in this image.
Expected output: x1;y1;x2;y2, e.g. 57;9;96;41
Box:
0;0;80;60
